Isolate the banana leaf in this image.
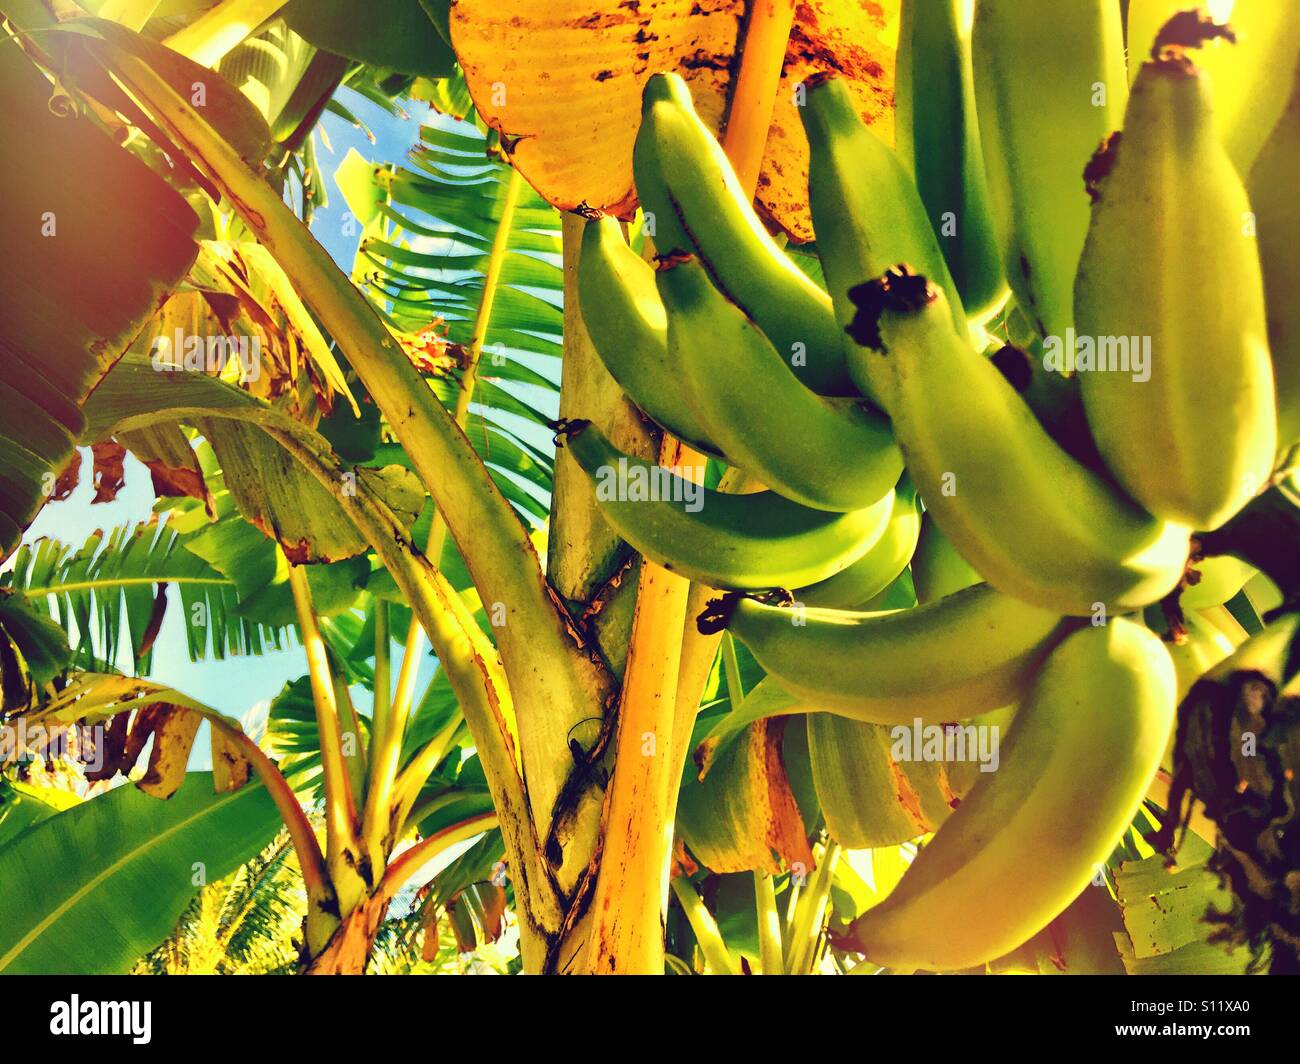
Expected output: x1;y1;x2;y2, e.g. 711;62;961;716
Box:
0;773;280;974
0;34;198;559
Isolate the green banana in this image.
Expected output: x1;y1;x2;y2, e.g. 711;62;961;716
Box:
1075;39;1276;531
1127;0;1300;173
1251;54;1300;453
559;420;892;591
576;216;717;454
971;0;1127;341
896;0;1006;321
633;73;851;396
722;583;1067;725
910;511;980;605
1180;554;1254;611
657;254;902;512
854;268;1190;616
802;75;966;403
1167;609;1236;705
849;619;1175;971
794;479;920;608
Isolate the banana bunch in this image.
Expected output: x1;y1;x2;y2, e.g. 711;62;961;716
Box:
847;621;1175;971
563;6;1296;971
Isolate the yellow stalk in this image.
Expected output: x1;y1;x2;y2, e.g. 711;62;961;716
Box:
584;559;689;973
720;0;797;195
161;0;288;68
286;562;367;915
584;0;794;972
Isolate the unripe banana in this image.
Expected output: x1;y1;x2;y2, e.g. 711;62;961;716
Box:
722;583;1068;725
794;480;920;608
1127;0;1300;173
1180;553;1253;610
658;254;902;512
849;619;1176;971
854;268;1190;616
1250;55;1300;453
633;73;851;396
910;511;981;605
1075;41;1276;531
576;216;718;454
559;420;892;591
971;0;1127;341
802;75;966;403
1167;610;1236;705
896;0;1006;321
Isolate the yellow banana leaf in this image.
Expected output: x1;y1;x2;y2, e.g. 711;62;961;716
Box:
449;0;899;241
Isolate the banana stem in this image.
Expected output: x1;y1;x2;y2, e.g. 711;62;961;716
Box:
92;50;611;901
361;600;395;865
721;631;745;705
754;871;784;974
286;561;367;914
332;669;367;803
206;718;336;951
588;0;793;961
671;877;741;974
391;167;523;723
584;560;688;973
721;0;797;196
392;714;466;836
784;841;839;974
161;0;288;68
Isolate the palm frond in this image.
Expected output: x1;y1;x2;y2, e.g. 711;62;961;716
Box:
1;519;286;671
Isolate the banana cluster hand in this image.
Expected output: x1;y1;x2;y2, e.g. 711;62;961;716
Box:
563;5;1294;971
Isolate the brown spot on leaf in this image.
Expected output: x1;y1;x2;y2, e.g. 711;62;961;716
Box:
89;440;126;504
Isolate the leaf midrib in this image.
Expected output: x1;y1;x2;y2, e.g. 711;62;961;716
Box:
19;575;234;596
0;785;254;972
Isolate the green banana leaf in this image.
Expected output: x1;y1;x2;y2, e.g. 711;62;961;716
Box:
283;0;455;79
0;773;280;974
0;34;198;560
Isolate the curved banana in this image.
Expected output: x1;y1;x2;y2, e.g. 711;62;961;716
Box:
896;0;1006;321
1075;40;1276;531
723;583;1067;725
633;73;851;396
1127;0;1300;173
802;75;966;403
657;254;902;512
849;619;1176;971
576;216;717;454
1250;55;1300;453
971;0;1127;341
856;268;1190;616
910;511;980;605
559;420;892;591
794;480;920;608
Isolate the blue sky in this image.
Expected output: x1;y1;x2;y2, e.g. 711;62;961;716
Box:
18;88;433;734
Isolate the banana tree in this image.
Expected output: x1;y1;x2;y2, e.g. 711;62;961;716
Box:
0;0;1266;978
